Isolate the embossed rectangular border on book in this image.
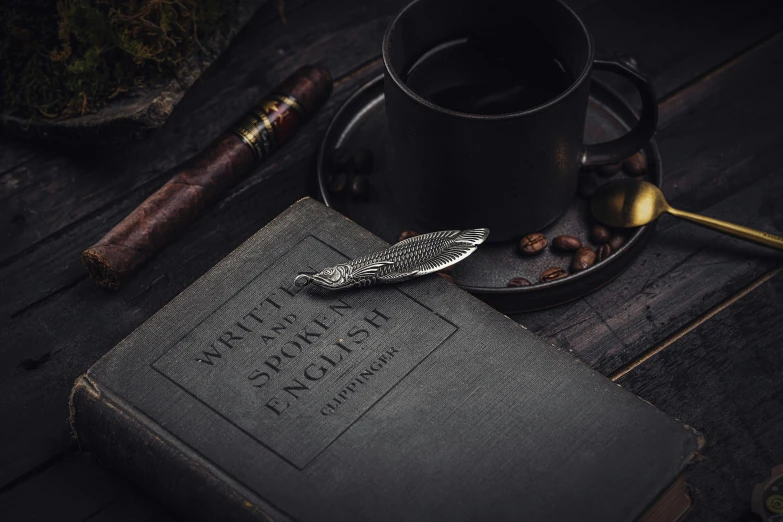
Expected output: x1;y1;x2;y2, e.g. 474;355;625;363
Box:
151;235;459;469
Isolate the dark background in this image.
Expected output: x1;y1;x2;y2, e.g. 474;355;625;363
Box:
1;0;782;520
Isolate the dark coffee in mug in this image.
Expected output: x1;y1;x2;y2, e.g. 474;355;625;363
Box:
404;32;574;115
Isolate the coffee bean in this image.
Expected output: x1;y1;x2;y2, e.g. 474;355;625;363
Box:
552;235;582;251
330;147;353;171
579;175;600;199
351;175;369;198
571;247;596;272
595;243;612;262
623;152;647;177
519;233;547;255
328;172;348;193
398;230;419;242
598;162;622;177
507;277;532;288
609;234;626;251
590;223;611;244
540;267;567;282
438;272;455;283
353;148;374;175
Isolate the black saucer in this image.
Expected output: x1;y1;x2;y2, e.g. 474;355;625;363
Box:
317;75;662;313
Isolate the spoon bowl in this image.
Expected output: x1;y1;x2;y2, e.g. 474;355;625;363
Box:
591;179;783;251
591;179;667;228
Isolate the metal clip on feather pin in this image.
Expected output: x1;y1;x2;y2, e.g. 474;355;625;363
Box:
295;229;489;290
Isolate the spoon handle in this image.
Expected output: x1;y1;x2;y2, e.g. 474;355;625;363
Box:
667;208;783;251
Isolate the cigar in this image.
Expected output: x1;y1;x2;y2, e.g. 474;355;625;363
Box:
83;65;332;290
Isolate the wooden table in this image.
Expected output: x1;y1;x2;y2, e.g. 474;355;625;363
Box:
1;1;782;520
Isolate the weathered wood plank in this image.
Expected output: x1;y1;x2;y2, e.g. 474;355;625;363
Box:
519;169;783;370
0;0;313;251
2;0;783;490
0;60;385;320
617;272;783;521
0;0;405;268
0;0;406;315
2;0;778;319
0;0;313;232
0;138;35;178
0;0;406;488
0;450;179;522
580;0;783;101
517;33;783;375
0;63;388;492
3;1;782;321
2;0;783;513
3;0;781;271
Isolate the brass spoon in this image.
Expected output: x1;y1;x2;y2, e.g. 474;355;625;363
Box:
591;179;783;251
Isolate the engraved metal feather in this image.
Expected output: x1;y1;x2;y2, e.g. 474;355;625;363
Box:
294;228;489;290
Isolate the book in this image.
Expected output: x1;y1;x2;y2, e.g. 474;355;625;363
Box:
70;197;702;522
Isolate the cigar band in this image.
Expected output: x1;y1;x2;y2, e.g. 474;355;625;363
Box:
270;93;304;116
233;112;275;160
232;93;305;159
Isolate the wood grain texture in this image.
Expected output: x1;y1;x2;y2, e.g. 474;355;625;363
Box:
580;0;783;101
617;272;783;521
3;0;780;275
0;0;404;489
0;0;401;269
517;32;783;375
0;450;179;522
0;0;782;518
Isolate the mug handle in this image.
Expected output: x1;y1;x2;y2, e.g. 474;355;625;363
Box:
581;59;658;168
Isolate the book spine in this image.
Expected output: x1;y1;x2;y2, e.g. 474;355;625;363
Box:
69;375;287;522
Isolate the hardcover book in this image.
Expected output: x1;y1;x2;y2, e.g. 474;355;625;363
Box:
70;198;701;522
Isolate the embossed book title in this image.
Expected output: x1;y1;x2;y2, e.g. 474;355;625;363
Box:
153;236;457;468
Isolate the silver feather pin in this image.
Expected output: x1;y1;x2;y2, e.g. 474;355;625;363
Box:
294;228;489;290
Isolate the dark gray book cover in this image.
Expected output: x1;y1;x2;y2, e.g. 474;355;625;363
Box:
70;198;701;522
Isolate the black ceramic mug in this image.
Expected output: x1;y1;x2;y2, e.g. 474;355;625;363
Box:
382;0;657;241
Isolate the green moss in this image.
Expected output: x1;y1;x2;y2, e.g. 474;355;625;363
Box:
1;0;237;119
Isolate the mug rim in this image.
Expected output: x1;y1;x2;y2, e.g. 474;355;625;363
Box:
381;0;595;121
